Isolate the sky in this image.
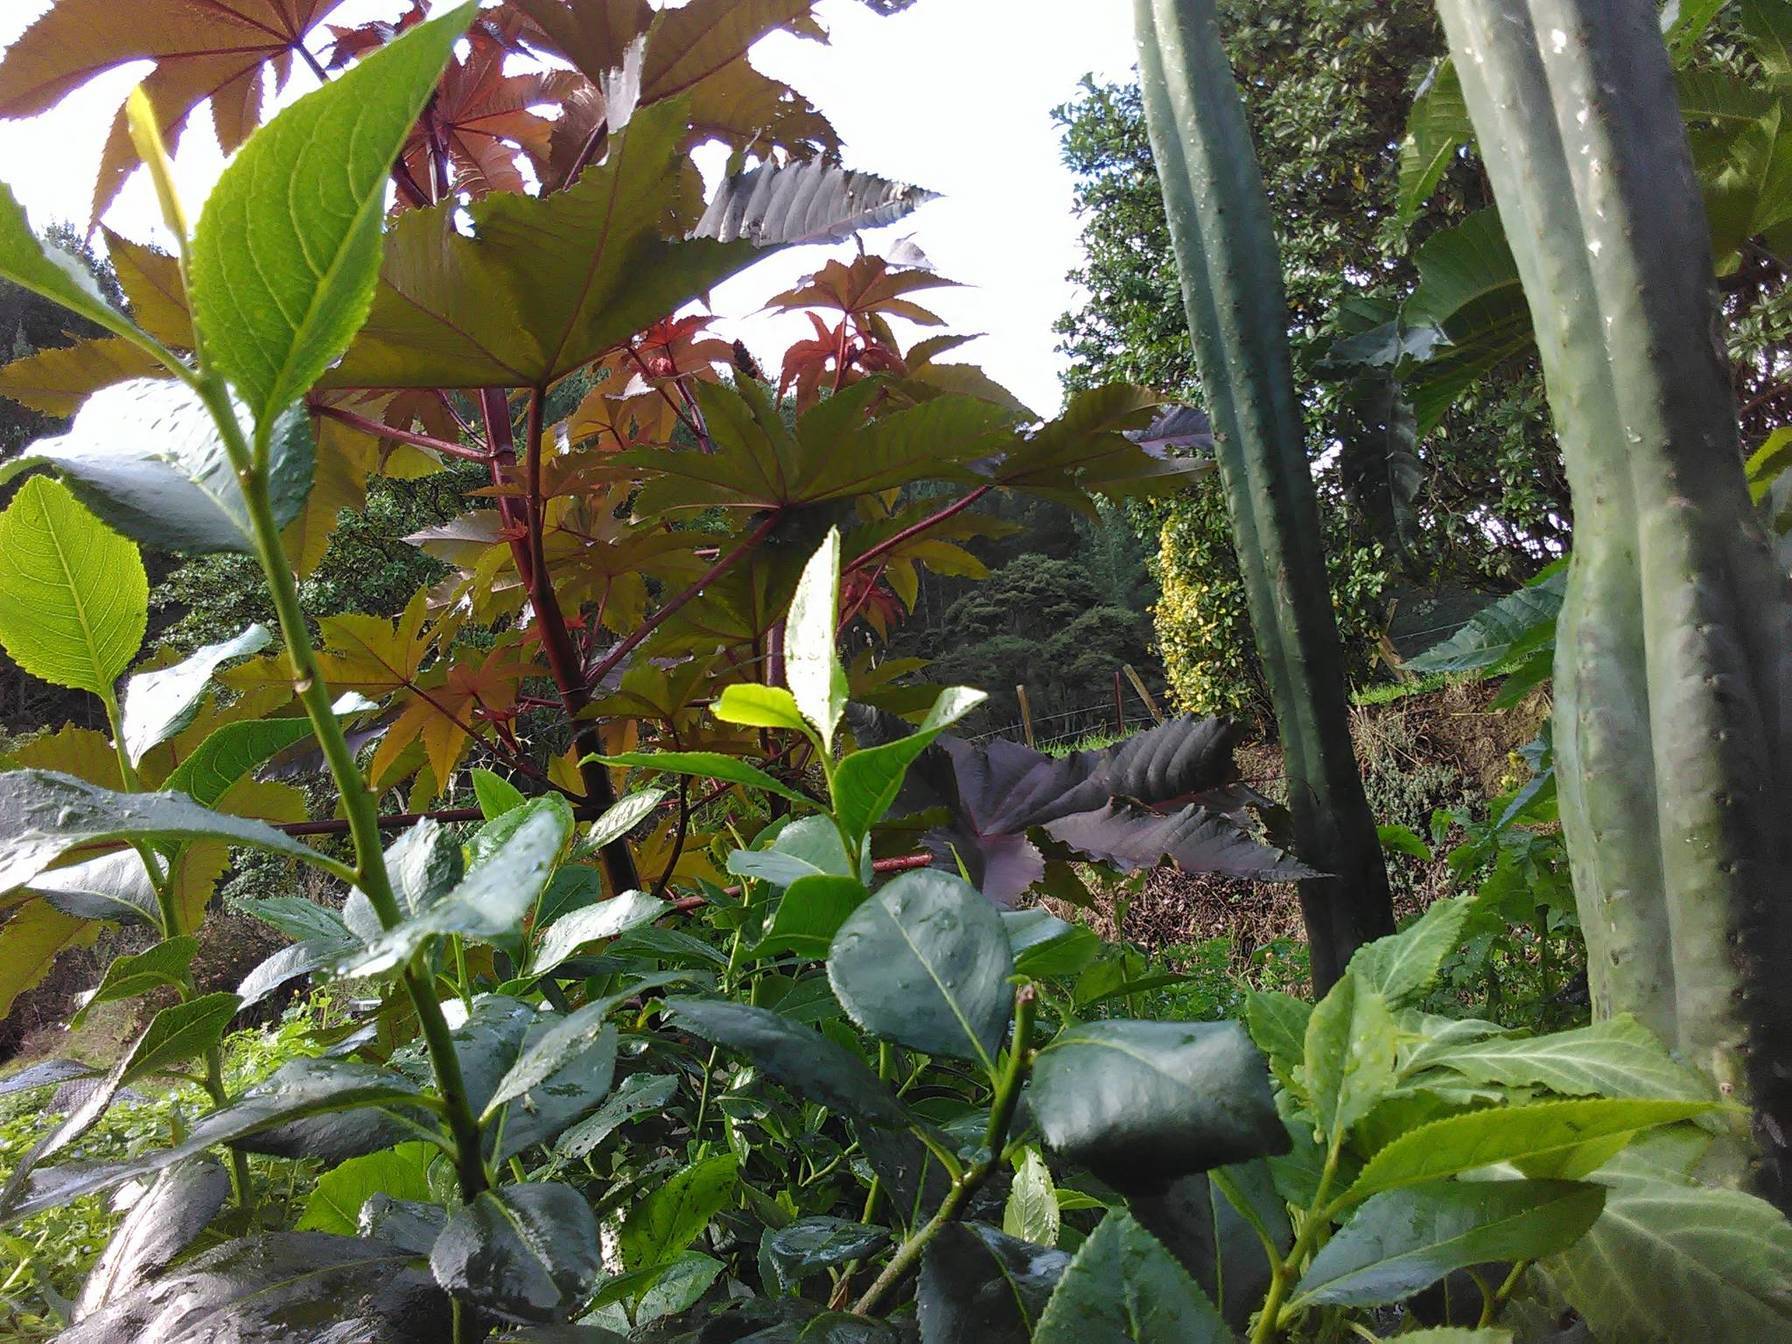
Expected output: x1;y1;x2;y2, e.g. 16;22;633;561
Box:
0;0;1144;417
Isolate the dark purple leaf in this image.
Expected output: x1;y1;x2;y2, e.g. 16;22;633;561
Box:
1045;803;1320;883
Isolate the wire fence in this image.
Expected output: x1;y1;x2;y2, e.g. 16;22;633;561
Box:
966;698;1161;751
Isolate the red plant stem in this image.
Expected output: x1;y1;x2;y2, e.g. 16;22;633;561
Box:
478;386;639;894
584;511;783;687
847;484;992;573
314;403;490;462
669;852;935;912
623;345;703;443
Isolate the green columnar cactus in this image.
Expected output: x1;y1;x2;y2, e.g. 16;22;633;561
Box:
1435;0;1792;1203
1134;0;1396;990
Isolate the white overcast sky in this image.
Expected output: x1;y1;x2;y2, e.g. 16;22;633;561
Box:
0;0;1142;416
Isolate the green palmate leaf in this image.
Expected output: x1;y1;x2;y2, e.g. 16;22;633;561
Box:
918;1221;1070;1344
119;992;241;1085
1302;975;1400;1145
346;801;571;975
431;1183;603;1325
483;1013;618;1121
528;890;668;978
1405;567;1565;675
162;716;318;809
595;751;812;807
1347;896;1475;1008
1547;1174;1792;1343
0;476;145;696
827;868;1013;1072
786;528;848;750
1402;208;1532;432
28;850;159;924
830;687;985;849
473;768;528;819
1407;1014;1714;1101
1743;0;1792;76
322;100;755;390
1033;1211;1229;1344
554;1074;679;1160
1291;1179;1604;1308
120;623;269;763
1031;1019;1286;1192
0;770;329;898
0;183;166;360
0;334;170;416
755;874;866;960
187;4;476;431
71;936;198;1027
1;379;315;554
75;1157;232;1320
1341;1099;1719;1206
713;683;813;737
666;998;907;1125
619;1152;738;1272
296;1143;435;1236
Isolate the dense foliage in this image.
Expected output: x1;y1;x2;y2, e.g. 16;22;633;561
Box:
0;1;1786;1342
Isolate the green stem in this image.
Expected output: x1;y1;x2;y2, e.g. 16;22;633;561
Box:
1253;1140;1342;1344
1480;1259;1530;1328
852;984;1037;1316
199;372;489;1202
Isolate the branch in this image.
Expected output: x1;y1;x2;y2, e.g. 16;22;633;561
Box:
847;485;992;573
314;402;491;462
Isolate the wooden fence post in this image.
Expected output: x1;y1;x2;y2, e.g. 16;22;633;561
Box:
1113;668;1126;734
1122;664;1165;724
1016;684;1036;747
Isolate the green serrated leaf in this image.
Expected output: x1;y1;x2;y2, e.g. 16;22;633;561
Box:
472;768;527;819
1347;896;1475;1008
120;992;241;1085
714;683;814;737
0;476;145;696
619;1153;739;1273
121;624;269;763
786;528;848;750
754;874;866;960
72;936;198;1027
432;1183;602;1324
529;890;668;978
483;1014;617;1122
1302;975;1400;1145
1034;1211;1229;1344
295;1142;435;1235
830;686;984;850
0;183;165;361
162;717;319;809
188;4;477;430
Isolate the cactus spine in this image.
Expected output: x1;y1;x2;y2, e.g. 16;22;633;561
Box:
1436;0;1792;1203
1134;0;1396;990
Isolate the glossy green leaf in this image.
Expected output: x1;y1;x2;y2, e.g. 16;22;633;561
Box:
1004;910;1101;979
473;767;528;819
162;716;319;809
1;1059;422;1224
666;998;907;1125
1292;1179;1604;1307
483;1014;617;1122
431;1183;602;1324
1397;60;1469;225
72;936;198;1026
0;769;329;898
119;992;241;1085
1407;1014;1713;1102
584;1251;723;1332
1549;1174;1792;1344
467;793;577;873
619;1152;738;1272
828;868;1013;1071
554;1073;679;1160
121;623;269;762
714;683;813;736
1003;1148;1060;1247
786;528;848;750
1031;1019;1286;1191
528;891;668;978
236;936;352;1010
1;379;315;554
28;850;159;924
767;1218;889;1275
831;686;985;848
296;1143;435;1235
1134;1164;1289;1332
188;5;476;430
75;1157;231;1319
1341;1099;1719;1206
0;183;163;359
1033;1211;1229;1344
597;750;812;807
345;801;571;975
65;1232;452;1343
1349;896;1476;1008
918;1221;1070;1344
755;874;866;960
580;787;668;854
1302;974;1399;1145
0;476;145;695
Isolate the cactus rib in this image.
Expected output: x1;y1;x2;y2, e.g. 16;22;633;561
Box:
1134;0;1396;990
1436;0;1792;1204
